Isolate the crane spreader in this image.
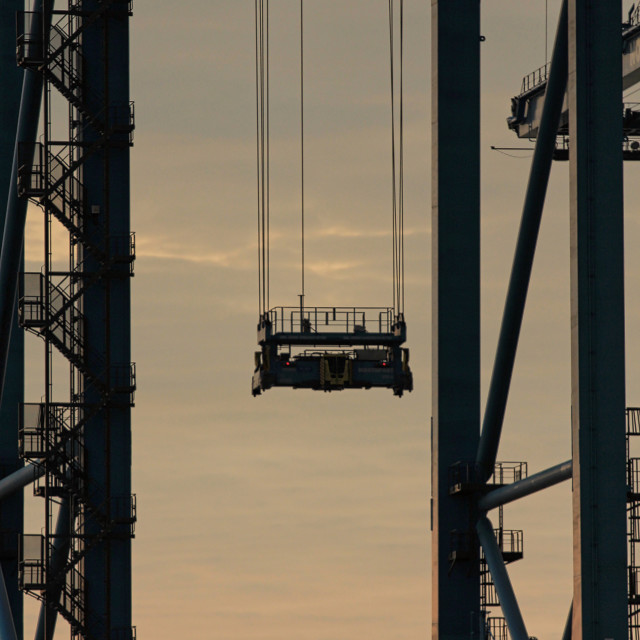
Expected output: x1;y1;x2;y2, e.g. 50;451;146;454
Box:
251;1;412;397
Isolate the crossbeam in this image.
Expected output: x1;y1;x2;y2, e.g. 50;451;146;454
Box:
478;459;572;511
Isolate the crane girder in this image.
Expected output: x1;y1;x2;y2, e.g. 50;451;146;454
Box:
508;23;640;139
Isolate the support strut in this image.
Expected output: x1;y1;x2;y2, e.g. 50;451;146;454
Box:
476;0;568;480
34;498;71;640
476;516;528;640
0;0;51;408
478;460;571;511
0;564;18;640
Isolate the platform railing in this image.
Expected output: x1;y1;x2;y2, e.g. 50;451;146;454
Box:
520;62;550;95
494;528;523;556
629;459;640;497
628;408;640;436
16;12;45;66
450;460;528;491
485;617;508;640
267;306;396;335
626;3;640;30
481;564;500;608
631;613;640;640
488;461;528;486
630;566;640;604
19;534;45;590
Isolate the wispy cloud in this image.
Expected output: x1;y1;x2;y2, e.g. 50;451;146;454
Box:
136;235;255;269
313;225;427;239
306;259;366;276
315;226;389;239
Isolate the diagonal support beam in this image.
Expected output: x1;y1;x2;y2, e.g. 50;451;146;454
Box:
476;0;568;480
0;563;18;640
0;0;52;411
476;516;528;640
34;498;70;640
478;459;571;511
0;463;44;503
0;0;28;634
561;602;572;640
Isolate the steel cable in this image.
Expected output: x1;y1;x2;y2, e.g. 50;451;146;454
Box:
389;0;405;316
266;0;270;312
399;0;404;315
389;0;398;314
254;0;270;316
300;0;305;305
254;0;262;315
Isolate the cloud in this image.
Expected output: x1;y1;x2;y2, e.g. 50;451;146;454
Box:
136;235;255;269
313;224;427;239
305;259;366;278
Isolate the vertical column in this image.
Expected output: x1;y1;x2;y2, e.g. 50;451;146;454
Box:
568;1;628;637
0;1;25;637
431;1;481;638
82;1;132;637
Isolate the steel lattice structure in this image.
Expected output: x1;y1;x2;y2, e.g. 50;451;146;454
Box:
0;1;135;639
432;1;629;639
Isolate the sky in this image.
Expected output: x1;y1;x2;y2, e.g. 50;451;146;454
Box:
17;1;640;638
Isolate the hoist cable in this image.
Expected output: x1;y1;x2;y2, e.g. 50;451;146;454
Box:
389;0;398;314
389;0;405;316
254;0;262;315
254;0;270;316
261;0;267;315
545;0;548;64
257;3;405;319
300;0;305;303
255;0;266;315
266;0;270;311
260;0;266;316
399;0;404;315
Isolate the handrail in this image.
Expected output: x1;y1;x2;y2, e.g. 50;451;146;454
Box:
267;306;397;334
520;62;550;95
626;3;640;29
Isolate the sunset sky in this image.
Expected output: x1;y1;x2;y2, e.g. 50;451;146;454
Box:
18;1;640;638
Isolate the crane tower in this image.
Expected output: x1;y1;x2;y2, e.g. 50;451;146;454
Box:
432;1;630;638
0;1;135;639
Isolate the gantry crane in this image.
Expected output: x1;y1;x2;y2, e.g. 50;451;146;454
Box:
0;2;136;639
250;1;413;398
433;1;630;638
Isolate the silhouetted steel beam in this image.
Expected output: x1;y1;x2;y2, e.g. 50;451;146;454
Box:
431;0;481;636
0;463;43;502
0;0;51;409
82;2;134;635
34;498;70;640
476;516;528;640
561;602;572;640
0;0;27;634
476;0;568;481
0;564;18;640
509;24;640;139
568;0;627;636
478;459;572;511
